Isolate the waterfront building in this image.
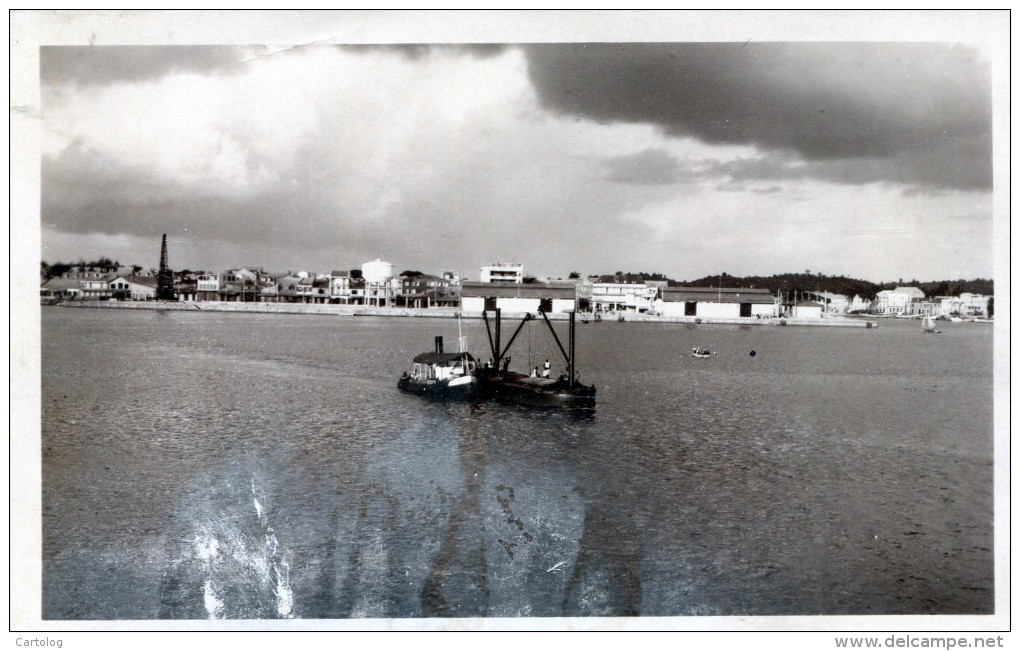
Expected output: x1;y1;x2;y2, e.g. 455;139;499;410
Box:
309;277;330;303
42;268;135;301
79;275;112;301
173;273;197;302
209;268;267;302
803;291;871;315
849;295;871;313
196;273;220;302
589;282;658;313
276;274;329;303
791;300;824;319
216;268;264;302
460;281;576;314
108;275;158;301
40;276;83;301
574;277;594;312
277;275;303;303
397;273;459;309
872;287;925;315
329;270;354;304
657;287;777;318
960;292;992;318
258;278;280;302
805;291;849;314
223;268;258;285
940;293;992;318
912;298;942;317
297;276;329;303
480;262;524;284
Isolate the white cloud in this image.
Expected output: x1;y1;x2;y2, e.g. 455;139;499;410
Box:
41;44;994;282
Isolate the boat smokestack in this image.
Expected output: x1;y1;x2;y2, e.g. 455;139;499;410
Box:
435;336;444;354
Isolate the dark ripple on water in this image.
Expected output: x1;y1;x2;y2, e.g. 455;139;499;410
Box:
41;310;994;619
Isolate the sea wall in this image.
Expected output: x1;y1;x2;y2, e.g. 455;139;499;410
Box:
57;301;878;327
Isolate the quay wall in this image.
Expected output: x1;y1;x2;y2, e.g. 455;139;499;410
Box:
57;300;878;328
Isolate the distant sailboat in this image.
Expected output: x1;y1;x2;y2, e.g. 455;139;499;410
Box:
922;316;941;334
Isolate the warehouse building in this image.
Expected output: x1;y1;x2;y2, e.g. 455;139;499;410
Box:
460;281;577;314
656;287;777;318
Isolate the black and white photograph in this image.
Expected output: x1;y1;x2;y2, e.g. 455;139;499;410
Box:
10;9;1009;642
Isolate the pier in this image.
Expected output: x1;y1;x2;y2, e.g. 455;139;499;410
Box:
56;300;878;327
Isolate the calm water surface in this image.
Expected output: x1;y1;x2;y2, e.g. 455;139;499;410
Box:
41;308;994;619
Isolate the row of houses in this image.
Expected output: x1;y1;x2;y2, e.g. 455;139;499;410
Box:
39;261;792;317
40;260;464;308
809;286;992;318
41;261;992;320
41;271;160;302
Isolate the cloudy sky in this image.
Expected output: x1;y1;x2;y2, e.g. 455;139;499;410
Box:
32;17;999;283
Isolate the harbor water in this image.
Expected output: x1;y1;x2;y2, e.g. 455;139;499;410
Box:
40;308;995;619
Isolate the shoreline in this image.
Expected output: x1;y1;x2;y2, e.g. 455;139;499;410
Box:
53;300;879;328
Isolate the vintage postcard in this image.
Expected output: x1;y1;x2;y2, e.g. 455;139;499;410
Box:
10;9;1010;644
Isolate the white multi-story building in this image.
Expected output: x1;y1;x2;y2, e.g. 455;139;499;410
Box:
940;293;992;318
480;262;523;284
872;287;925;314
329;270;353;303
590;283;659;313
79;276;111;300
196;273;220;295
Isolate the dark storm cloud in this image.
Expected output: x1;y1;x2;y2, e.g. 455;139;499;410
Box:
41;45;267;88
337;43;509;60
41;142;339;248
524;43;991;190
703;133;991;194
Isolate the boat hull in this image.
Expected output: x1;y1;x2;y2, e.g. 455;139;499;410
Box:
475;370;596;408
397;375;480;400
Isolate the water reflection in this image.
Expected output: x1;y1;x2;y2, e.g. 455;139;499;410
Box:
397;397;647;618
420;402;491;616
563;503;642;616
415;401;597;616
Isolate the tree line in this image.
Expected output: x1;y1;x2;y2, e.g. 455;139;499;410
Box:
41;258;131;280
596;271;993;300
